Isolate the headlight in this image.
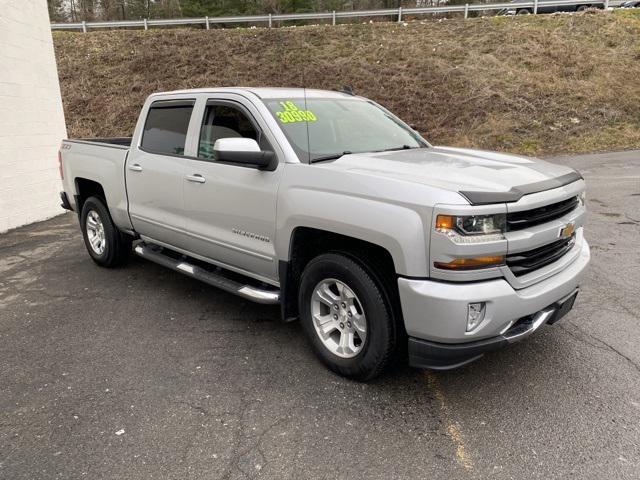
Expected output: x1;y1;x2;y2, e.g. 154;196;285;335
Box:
578;191;586;207
455;214;505;235
435;214;506;243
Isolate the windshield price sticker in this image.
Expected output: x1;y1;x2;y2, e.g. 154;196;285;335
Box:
276;101;317;124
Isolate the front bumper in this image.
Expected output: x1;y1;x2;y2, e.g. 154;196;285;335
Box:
399;239;590;369
408;289;577;369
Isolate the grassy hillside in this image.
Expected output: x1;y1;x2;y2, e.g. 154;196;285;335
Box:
53;10;640;156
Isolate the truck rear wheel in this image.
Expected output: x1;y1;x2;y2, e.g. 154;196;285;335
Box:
299;253;396;381
80;196;131;268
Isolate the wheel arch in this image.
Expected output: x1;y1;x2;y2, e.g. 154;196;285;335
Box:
279;227;405;336
74;177;133;233
74;177;107;214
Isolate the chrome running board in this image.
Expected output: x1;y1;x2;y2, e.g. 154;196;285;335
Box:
133;243;280;305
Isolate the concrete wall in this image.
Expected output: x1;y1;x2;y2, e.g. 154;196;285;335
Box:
0;0;67;233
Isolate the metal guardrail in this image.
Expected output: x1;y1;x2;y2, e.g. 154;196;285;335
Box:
51;0;625;32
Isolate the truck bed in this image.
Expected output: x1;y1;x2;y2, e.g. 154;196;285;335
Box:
60;137;133;231
68;137;132;148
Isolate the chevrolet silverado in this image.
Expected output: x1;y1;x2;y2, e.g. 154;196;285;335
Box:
59;88;590;380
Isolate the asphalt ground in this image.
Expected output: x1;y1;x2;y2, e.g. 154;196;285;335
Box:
1;150;639;479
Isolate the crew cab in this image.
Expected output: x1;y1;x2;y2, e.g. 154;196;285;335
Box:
59;87;590;380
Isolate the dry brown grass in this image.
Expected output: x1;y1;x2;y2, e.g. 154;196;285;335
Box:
53;9;640;156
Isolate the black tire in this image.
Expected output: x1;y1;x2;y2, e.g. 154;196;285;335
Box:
576;5;589;10
298;253;397;381
80;196;131;268
517;8;531;14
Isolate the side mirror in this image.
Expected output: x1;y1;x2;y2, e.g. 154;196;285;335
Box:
213;138;276;171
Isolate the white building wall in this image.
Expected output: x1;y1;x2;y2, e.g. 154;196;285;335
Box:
0;0;67;233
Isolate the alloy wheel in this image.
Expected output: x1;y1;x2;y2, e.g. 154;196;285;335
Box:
310;278;367;358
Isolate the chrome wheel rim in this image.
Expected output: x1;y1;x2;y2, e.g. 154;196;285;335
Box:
310;278;367;358
86;210;106;255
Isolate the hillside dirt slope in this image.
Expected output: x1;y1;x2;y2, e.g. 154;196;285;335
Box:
53;9;640;156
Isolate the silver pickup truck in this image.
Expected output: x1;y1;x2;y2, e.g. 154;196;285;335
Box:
59;87;590;380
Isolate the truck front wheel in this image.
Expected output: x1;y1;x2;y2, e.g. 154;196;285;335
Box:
80;196;131;268
299;253;397;381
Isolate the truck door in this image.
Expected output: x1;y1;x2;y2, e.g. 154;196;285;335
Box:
182;98;282;284
126;99;195;250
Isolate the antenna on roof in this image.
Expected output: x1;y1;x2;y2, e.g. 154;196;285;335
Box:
298;41;311;163
303;86;311;165
342;85;355;96
300;71;311;164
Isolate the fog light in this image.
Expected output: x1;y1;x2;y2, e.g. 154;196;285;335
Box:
467;302;486;332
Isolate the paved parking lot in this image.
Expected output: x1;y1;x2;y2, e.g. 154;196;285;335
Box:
1;150;639;479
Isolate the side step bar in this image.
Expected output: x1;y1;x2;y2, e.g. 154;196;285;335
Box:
133;243;280;305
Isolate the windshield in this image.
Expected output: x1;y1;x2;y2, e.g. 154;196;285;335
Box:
263;98;428;163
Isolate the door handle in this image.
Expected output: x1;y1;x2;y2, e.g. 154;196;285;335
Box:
129;163;143;172
186;174;206;184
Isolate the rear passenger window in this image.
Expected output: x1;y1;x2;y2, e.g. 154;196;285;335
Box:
141;100;195;156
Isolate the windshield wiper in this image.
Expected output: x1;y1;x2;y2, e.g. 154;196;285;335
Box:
377;145;419;152
309;151;352;164
309;145;419;164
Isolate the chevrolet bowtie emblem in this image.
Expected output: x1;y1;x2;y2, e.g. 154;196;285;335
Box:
560;222;575;238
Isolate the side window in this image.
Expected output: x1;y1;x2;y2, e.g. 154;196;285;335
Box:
198;103;263;160
141;100;195;156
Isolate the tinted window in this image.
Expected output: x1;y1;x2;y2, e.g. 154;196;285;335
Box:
198;103;262;159
141;100;195;156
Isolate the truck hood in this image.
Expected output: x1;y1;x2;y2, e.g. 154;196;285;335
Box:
318;146;580;204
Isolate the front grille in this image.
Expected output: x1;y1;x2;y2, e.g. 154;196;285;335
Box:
507;235;576;277
507;196;579;231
